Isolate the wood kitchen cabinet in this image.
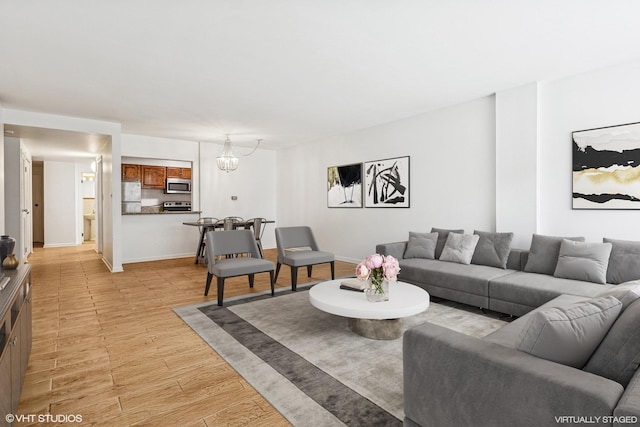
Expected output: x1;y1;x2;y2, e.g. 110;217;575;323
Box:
0;265;32;427
166;167;191;179
122;164;141;182
142;166;166;188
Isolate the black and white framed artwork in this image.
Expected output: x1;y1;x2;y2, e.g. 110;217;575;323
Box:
364;156;410;208
573;122;640;209
327;163;363;208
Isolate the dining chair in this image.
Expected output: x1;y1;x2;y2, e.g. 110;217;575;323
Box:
196;217;218;264
246;218;267;257
223;216;245;230
204;229;275;306
274;226;335;291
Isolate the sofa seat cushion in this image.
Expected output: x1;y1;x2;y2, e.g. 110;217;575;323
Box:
399;258;514;297
485;294;590;349
489;271;615;309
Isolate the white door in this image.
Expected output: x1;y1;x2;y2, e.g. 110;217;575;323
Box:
96;156;103;254
21;151;33;260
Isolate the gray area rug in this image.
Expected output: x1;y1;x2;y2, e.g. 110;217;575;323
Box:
174;283;508;426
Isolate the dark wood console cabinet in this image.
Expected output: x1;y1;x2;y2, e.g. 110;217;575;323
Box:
0;265;32;426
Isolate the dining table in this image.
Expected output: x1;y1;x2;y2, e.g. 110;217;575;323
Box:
183;219;275;264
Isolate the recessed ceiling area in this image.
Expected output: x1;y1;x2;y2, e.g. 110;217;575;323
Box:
2;2;640;150
4;125;109;162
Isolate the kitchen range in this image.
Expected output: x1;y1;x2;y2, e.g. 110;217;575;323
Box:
163;201;191;212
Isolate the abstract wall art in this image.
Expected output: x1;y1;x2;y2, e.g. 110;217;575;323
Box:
573;122;640;209
327;163;363;208
364;156;410;208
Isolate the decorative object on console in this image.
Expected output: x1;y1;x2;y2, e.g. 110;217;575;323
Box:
0;234;16;264
216;135;263;172
572;121;640;209
2;253;18;270
356;253;400;302
364;156;410;208
327;163;363;208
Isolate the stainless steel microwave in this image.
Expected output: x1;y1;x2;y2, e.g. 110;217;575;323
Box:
165;178;191;194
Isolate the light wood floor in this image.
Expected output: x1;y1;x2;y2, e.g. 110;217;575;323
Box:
17;244;356;426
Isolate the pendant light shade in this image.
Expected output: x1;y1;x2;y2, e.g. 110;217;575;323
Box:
217;137;239;172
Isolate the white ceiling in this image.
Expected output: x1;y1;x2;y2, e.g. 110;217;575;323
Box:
2;1;640;158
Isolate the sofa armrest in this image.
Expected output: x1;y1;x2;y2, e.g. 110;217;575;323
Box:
614;368;640;424
375;241;407;260
404;323;624;427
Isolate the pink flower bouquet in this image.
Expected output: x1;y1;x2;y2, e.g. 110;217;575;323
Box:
356;253;400;294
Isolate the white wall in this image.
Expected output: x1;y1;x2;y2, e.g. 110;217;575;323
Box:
277;96;497;262
538;59;640;243
120;134;201;263
495;83;540;249
199;141;277;250
43;161;77;247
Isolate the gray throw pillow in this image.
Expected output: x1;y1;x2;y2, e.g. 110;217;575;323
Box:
595;280;640;312
439;233;480;265
584;299;640;387
554;240;612;284
470;230;514;269
524;234;586;275
431;227;464;259
604;238;640;284
404;232;438;260
517;296;622;369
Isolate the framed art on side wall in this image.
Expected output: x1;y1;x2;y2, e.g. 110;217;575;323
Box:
364;156;410;208
327;163;363;208
573;122;640;209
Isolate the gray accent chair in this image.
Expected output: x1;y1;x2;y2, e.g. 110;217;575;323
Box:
204;229;274;306
274;226;335;291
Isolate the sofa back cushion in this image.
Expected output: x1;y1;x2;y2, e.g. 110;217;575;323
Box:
439;233;479;265
584;298;640;387
604;238;640;284
516;296;622;368
553;240;612;284
471;230;514;269
404;232;438;260
524;234;586;275
431;228;464;259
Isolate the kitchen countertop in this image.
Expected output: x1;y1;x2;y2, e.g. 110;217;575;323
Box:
123;210;201;215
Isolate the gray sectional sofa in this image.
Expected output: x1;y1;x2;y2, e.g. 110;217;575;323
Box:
377;230;640;427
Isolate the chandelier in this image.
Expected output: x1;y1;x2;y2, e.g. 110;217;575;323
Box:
216;136;263;172
216;136;239;172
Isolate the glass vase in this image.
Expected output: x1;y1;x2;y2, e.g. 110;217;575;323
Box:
365;279;390;302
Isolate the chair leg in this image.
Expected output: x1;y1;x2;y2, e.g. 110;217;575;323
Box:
275;262;281;282
249;274;255;288
269;270;274;296
204;273;213;296
307;265;312;278
217;277;225;306
330;261;335;280
291;266;298;291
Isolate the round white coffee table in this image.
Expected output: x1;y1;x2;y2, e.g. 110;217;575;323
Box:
309;279;430;340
